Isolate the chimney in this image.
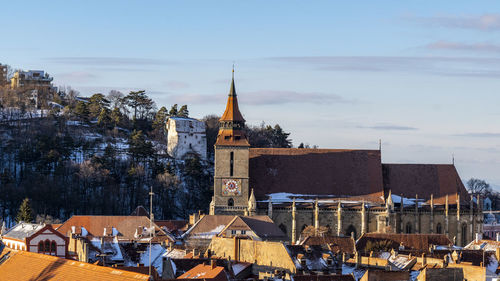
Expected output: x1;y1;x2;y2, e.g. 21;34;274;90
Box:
496;233;500;242
103;227;107;236
71;226;76;234
211;259;216;269
476;233;482;242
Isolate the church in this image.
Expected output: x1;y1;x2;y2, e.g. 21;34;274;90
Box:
209;72;483;246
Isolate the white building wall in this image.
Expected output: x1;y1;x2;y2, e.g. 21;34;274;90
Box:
166;117;207;160
29;231;66;257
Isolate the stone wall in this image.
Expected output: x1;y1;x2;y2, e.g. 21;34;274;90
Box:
208;237;296;275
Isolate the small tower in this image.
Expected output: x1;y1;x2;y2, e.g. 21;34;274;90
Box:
248;189;256;216
212;69;251;215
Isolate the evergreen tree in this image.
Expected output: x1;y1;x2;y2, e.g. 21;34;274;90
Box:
16;198;34;223
178;105;189;117
88;93;110;119
97;108;112;128
110;107;122;127
169;104;178;116
74;101;89;121
152;106;168;130
128;130;154;161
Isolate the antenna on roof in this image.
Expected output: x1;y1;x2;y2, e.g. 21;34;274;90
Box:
379;139;382;151
452;153;455;165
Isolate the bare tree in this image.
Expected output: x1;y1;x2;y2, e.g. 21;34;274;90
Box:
467;178;491;195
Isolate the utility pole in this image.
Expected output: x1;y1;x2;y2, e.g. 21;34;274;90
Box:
149;185;154;278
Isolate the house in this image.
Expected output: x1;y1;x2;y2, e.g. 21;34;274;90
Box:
216;215;287;241
56;215;172;272
1;222;67;258
0;250;150;280
299;235;356;255
56;215;172;243
177;262;229;281
182;215;235;251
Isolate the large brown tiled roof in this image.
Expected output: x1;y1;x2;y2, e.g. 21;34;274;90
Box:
249;148;384;201
0;250;150;280
218;216;287;240
382;164;469;204
56;215;170;241
356;233;452;252
300;236;355;254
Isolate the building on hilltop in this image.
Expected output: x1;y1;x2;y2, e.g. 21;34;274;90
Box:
10;70;54;91
208;71;483;247
166;116;207;160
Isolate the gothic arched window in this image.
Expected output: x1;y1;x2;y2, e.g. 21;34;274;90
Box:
436;223;442;234
51;241;57;254
405;222;412;234
346;225;357;239
227;198;234;207
44;240;51;252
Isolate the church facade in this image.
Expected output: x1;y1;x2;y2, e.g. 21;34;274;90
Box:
209;72;483;246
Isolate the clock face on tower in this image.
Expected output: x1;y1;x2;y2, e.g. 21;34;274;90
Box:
222;179;242;196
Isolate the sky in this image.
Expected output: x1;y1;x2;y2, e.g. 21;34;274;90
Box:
1;1;500;189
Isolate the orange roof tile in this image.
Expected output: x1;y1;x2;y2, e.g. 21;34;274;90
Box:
177;263;228;281
0;250;150;280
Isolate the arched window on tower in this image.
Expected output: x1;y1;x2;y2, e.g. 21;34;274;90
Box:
230;152;234;177
436;223;442;234
405;222;412;234
227;198;234;207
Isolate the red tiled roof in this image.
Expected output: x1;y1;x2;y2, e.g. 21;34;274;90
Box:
184;215;235;239
56;215;171;241
249;148;384;201
382;164;469;204
177;263;228;281
294;275;355;281
356;233;452;252
0;250;150;280
156;220;189;232
300;236;355;254
218;216;287;240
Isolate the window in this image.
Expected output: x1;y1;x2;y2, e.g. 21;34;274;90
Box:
436;223;442;234
346;225;357;239
241;230;246;235
51;241;57;254
44;240;51;252
38;241;44;253
230;152;234;177
228;198;234;207
231;230;237;235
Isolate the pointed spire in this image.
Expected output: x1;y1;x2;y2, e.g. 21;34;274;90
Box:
430;194;434;210
386;190;393;211
221;68;244;122
216;68;249;146
248;188;256;212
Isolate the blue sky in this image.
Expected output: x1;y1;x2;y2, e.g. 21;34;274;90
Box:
2;1;500;189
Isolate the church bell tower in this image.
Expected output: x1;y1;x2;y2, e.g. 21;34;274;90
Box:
212;69;250;215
